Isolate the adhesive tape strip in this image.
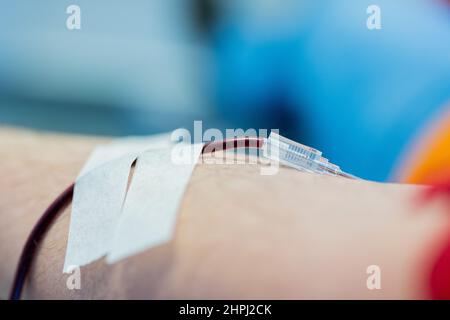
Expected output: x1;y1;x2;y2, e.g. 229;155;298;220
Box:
107;143;204;263
63;134;173;272
63;154;136;272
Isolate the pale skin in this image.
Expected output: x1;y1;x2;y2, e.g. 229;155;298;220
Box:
0;126;449;299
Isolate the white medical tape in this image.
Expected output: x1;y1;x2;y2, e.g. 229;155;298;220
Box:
63;134;173;272
107;143;203;263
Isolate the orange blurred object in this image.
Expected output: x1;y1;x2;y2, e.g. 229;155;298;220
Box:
401;107;450;185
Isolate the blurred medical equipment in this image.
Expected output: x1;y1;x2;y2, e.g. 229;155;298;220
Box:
262;132;358;179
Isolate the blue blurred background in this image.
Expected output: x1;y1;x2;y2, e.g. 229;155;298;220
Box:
0;0;449;181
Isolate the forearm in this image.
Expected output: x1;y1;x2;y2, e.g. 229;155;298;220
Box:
1;127;449;299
